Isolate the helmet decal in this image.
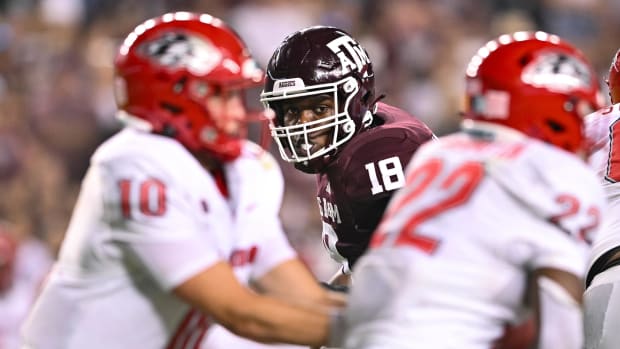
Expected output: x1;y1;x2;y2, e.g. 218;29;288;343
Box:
521;52;592;93
326;34;371;77
140;32;223;76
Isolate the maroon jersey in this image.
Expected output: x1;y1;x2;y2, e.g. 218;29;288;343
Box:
317;102;434;270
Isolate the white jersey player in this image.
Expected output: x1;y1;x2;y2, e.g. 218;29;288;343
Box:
338;32;604;349
21;12;341;349
584;49;620;349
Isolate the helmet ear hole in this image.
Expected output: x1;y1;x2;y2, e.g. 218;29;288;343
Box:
545;118;565;133
160;102;182;114
519;54;532;66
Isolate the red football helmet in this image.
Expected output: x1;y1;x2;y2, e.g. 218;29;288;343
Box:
0;229;16;293
260;26;375;173
607;48;620;104
463;31;601;154
114;12;265;161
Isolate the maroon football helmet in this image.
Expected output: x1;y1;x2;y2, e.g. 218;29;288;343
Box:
114;12;265;162
463;31;601;154
260;26;376;173
607;48;620;104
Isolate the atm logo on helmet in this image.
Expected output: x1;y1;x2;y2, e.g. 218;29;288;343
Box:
326;34;371;77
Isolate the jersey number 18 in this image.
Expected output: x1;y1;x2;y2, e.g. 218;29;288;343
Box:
364;156;406;195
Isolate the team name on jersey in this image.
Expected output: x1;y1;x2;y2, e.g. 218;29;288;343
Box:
326;34;371;76
317;197;342;224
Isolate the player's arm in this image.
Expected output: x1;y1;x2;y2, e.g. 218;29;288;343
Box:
244;156;347;306
105;158;339;346
174;260;342;347
252;258;347;307
530;267;584;349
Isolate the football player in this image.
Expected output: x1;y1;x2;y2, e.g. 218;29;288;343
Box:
584;48;620;349
339;32;604;349
21;12;343;349
260;26;435;286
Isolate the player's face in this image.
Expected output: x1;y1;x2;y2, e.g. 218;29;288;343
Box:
276;94;335;151
205;87;247;137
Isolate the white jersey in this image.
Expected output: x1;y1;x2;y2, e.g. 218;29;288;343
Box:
343;124;605;349
21;128;297;349
586;103;620;282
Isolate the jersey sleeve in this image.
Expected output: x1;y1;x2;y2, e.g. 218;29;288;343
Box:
588;181;620;272
96;155;223;291
235;145;298;280
586;105;620;273
490;143;606;275
251;228;297;280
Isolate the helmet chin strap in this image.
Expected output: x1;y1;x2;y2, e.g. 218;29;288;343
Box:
361;93;385;129
361;110;373;128
371;94;386;109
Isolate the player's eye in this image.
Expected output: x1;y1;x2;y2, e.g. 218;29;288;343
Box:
314;105;330;115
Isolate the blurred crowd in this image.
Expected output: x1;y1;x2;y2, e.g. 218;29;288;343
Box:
1;0;619;280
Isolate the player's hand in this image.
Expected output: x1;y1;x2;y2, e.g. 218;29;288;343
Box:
321;288;347;308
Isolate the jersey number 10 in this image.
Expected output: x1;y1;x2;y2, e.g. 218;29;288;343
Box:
119;178;167;219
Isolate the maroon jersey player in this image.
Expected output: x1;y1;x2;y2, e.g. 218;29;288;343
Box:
260;26;434;284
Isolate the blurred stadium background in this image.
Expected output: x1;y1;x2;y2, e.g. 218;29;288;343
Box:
0;0;618;279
